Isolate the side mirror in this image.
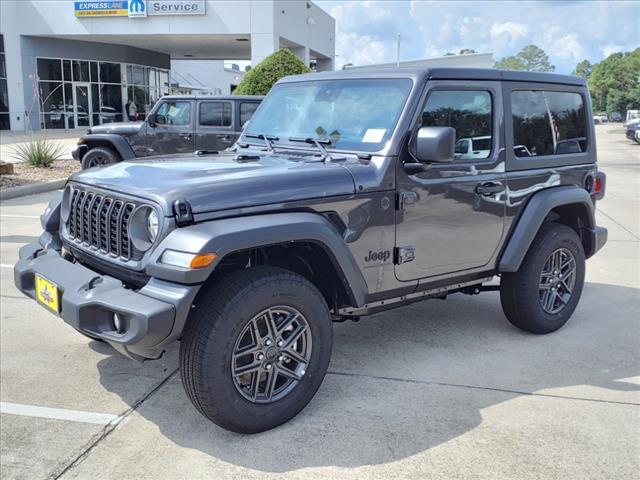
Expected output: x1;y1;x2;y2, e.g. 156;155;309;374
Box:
415;126;456;163
147;114;156;128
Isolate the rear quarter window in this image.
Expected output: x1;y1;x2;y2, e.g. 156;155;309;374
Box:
511;90;587;157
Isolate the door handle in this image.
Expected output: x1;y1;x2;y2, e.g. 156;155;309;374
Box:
179;132;191;139
475;182;505;196
216;134;230;139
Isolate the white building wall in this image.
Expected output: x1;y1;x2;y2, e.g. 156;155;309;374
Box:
171;60;245;95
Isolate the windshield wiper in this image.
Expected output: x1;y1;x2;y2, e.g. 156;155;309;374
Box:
288;137;333;161
243;133;279;152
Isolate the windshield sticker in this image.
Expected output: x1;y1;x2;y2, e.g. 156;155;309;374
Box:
362;128;386;143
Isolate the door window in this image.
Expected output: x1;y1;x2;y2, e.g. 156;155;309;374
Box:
240;102;259;126
420;90;493;160
155;101;192;126
199;102;232;127
511;90;587;157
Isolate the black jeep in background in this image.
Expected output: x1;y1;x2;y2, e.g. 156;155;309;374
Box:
73;95;263;169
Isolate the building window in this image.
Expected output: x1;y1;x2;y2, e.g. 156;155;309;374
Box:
37;58;63;81
0;34;9;130
99;62;121;84
35;55;167;129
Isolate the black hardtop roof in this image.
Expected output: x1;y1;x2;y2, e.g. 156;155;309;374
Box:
279;67;586;87
159;94;264;101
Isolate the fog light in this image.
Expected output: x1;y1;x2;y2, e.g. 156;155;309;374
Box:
113;313;125;333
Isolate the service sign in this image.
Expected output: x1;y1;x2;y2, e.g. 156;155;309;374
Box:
148;0;205;15
74;1;128;16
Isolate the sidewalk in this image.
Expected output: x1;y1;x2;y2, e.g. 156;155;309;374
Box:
0;130;81;162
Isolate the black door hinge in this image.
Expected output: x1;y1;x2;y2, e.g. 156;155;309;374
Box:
396;191;418;210
394;246;415;264
173;199;194;227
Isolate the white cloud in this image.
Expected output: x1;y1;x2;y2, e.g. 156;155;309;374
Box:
330;0;393;66
601;43;624;57
490;22;529;48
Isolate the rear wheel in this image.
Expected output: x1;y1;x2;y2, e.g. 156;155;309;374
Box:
180;266;333;433
500;223;585;334
81;146;120;169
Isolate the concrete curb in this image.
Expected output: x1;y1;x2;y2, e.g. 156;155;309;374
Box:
0;179;66;201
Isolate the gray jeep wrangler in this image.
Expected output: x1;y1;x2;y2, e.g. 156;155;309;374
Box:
15;68;607;433
72;95;262;169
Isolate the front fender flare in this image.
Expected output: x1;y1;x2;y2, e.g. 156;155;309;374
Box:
146;212;368;306
81;134;136;161
499;186;596;272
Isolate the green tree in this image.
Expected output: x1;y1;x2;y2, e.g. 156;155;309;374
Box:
572;59;592;79
588;48;640;113
233;49;310;96
495;44;555;72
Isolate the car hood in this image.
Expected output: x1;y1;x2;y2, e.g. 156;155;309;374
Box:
88;122;143;135
69;151;357;215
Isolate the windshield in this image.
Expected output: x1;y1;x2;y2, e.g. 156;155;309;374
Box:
245;78;413;152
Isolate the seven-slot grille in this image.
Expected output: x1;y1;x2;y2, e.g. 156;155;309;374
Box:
67;188;136;260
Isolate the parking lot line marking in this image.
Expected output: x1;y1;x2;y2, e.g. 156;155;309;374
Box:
0;402;120;425
1;264;14;268
0;214;41;219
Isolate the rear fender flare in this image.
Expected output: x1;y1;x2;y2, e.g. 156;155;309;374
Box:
499;186;595;272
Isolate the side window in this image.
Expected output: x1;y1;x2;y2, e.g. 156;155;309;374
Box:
199;101;232;127
420;90;492;160
511;90;587;157
240;102;259;126
155;101;191;126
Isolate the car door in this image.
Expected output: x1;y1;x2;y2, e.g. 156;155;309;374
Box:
145;100;195;156
395;81;506;281
195;100;235;151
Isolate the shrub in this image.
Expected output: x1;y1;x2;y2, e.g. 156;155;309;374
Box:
234;49;311;96
11;135;64;167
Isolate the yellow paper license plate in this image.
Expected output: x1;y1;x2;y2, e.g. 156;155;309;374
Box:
35;274;60;313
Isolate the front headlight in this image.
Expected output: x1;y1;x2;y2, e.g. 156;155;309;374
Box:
147;209;159;242
129;206;161;251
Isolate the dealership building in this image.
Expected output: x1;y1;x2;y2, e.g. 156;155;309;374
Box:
0;0;335;131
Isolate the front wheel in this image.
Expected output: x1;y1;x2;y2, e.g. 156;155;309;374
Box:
180;267;333;433
81;146;120;169
500;223;586;334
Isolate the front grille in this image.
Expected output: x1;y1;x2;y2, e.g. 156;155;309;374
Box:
66;188;137;261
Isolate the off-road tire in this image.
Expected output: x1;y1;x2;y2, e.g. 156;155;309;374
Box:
81;147;120;169
180;266;333;433
500;222;585;334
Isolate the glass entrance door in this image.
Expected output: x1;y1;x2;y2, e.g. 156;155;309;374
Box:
73;83;91;128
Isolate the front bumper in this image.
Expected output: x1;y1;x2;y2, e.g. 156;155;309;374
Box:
14;242;199;360
72;145;87;161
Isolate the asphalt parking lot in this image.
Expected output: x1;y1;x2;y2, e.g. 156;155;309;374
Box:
1;126;638;480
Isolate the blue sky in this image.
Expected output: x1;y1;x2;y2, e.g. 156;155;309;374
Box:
315;0;639;73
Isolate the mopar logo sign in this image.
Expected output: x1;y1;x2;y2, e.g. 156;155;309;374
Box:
128;0;146;17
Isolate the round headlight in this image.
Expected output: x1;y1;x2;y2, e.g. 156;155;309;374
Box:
146;209;159;242
129;206;160;252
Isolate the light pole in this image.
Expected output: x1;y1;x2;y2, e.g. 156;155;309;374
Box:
396;34;401;67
